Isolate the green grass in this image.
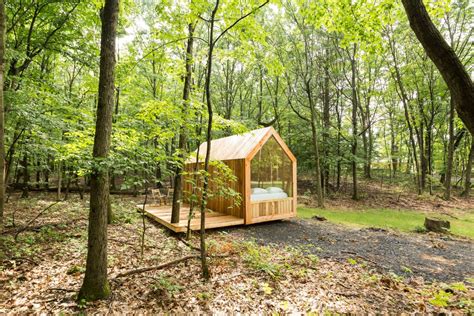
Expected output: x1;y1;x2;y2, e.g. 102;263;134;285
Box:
298;207;474;239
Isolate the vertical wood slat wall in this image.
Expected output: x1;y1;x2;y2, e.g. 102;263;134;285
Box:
183;159;245;218
249;198;294;222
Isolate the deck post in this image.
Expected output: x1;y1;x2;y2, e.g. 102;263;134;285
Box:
244;158;252;224
293;160;297;215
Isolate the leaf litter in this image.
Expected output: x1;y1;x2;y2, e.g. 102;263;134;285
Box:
1;193;472;314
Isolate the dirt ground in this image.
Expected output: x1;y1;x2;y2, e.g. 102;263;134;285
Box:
225;218;474;283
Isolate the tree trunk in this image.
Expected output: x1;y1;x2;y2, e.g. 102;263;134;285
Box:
171;22;195;223
335;91;342;190
322;65;330;194
200;0;221;281
64;168;71;201
0;0;5;226
425;130;433;194
350;45;358;200
306;80;324;207
57;161;62;201
36;159;41;189
462;136;474;197
196;0;268;279
401;0;474;134
444;98;455;200
20;153;29;198
45;155;50;189
78;0;118;301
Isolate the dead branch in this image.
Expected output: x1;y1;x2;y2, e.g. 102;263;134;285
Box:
335;291;359;297
2;217;85;236
13;202;60;240
48;287;76;293
178;237;201;251
113;253;230;280
113;255;200;279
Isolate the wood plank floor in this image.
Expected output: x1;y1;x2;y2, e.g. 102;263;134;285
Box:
140;204;245;233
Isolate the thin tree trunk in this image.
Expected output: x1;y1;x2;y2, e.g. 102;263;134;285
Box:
322;65;330;194
462;136;474;197
390;113;398;177
45;155;50;189
336;91;342;190
200;0;221;281
426;130;433;194
78;0;118;301
444;98;455;200
21;153;29;198
197;0;268;279
36;159;41;189
64;168;71;201
306;80;324;207
57;161;62;201
171;22;195;223
350;45;359;200
0;0;5;226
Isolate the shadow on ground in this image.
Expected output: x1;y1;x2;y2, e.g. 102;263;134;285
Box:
222;218;474;283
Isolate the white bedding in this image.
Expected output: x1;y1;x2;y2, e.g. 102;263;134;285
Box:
251;192;288;201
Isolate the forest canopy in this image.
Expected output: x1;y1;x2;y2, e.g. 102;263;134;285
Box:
1;0;471;204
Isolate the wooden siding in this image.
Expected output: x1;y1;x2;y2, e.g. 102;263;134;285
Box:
183;159;245;218
249;198;295;223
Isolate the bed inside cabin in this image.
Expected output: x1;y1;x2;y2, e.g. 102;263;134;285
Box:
250;136;293;202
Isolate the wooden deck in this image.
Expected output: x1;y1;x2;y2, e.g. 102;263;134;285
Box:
140;204;245;233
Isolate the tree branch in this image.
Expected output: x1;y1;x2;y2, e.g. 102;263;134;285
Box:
213;0;269;45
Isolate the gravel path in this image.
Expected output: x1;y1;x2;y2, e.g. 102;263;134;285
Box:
224;218;474;283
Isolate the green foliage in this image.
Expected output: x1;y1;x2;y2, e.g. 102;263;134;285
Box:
347;258;357;265
260;282;273;295
151;275;184;296
111;200;138;224
429;289;453;307
241;242;283;278
196;292;213;301
449;282;467;292
401;266;413;274
67;265;86;275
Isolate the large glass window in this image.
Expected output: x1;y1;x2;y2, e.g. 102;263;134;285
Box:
250;136;293;197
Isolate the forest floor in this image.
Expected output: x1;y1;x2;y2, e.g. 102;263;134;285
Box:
1;190;473;314
298;177;474;214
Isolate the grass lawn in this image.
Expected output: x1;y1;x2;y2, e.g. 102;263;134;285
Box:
298;207;474;239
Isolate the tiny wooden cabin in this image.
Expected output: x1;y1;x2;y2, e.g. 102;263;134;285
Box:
143;126;297;232
184;126;297;225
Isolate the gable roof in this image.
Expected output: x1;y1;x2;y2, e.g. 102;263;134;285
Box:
187;126;296;163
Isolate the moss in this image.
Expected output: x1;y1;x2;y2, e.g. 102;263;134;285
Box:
77;280;111;302
66;265;85;275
